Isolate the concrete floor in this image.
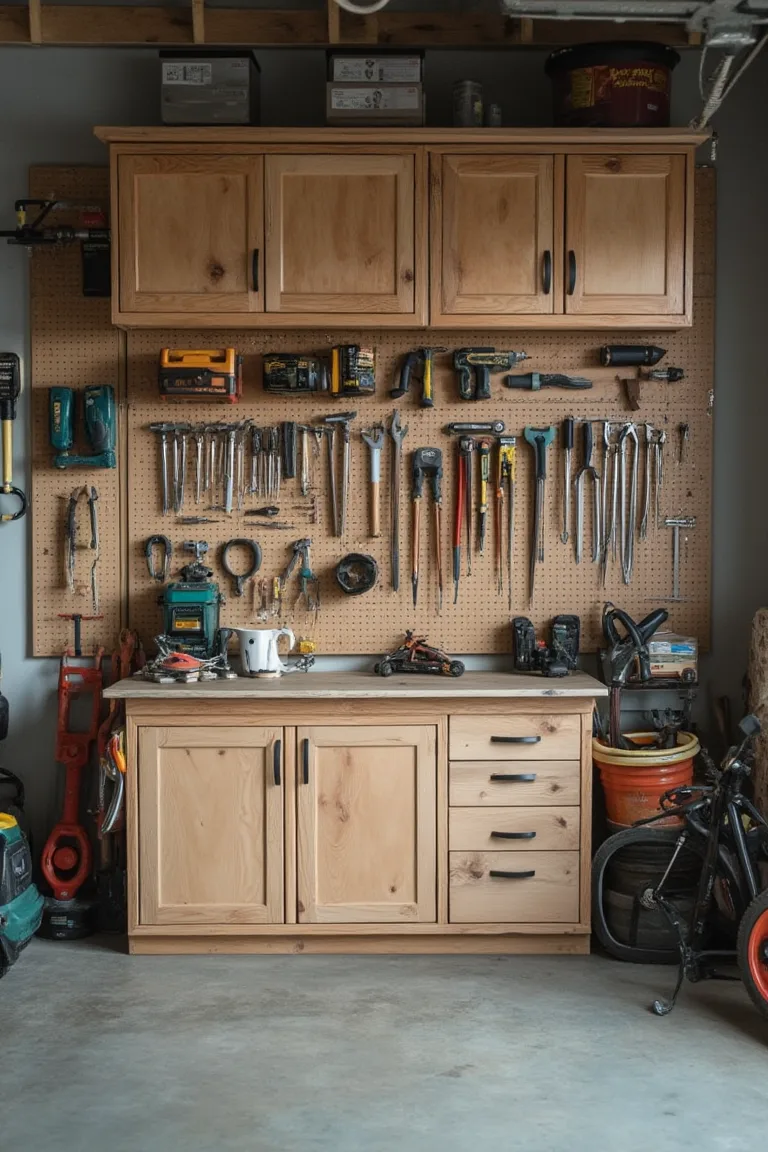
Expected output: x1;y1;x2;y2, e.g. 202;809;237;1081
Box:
4;941;768;1151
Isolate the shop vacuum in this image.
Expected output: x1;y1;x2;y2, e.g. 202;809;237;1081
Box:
0;656;44;978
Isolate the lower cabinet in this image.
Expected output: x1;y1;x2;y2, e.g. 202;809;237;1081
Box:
136;722;437;928
138;725;284;926
296;725;437;924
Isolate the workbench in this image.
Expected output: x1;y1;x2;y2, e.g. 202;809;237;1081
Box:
105;670;607;955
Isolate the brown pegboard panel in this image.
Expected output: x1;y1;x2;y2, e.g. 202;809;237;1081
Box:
29;166;124;656
125;167;714;655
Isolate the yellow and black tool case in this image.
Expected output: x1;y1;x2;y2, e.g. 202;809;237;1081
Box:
159;349;243;402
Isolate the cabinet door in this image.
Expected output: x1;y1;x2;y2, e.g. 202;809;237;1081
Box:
117;154;263;314
138;725;283;925
296;725;436;923
565;154;686;317
432;154;556;321
265;153;423;319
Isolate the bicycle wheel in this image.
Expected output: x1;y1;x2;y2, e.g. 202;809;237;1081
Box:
592;825;704;964
737;889;768;1019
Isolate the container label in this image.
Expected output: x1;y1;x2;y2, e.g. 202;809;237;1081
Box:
163;63;213;86
569;64;669;109
330;86;420;111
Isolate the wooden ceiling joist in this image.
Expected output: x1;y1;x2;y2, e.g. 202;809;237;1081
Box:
5;3;696;48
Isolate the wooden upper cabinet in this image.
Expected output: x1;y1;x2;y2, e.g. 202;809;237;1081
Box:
137;725;284;926
264;152;425;322
431;153;558;322
117;154;263;315
296;725;436;924
564;154;687;318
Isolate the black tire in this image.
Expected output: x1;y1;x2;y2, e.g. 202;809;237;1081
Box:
449;660;465;678
737;889;768;1020
592;825;705;964
379;661;393;678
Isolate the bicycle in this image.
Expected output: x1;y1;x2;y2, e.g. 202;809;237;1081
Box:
592;714;768;1016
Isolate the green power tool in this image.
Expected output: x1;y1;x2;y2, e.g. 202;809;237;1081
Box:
0;813;43;978
49;385;117;469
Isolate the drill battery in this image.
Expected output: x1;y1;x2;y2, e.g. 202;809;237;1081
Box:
159;349;242;402
263;354;326;395
331;345;375;397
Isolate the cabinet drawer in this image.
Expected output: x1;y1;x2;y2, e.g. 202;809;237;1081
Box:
449;807;580;851
449;761;580;806
449;851;579;923
449;714;580;760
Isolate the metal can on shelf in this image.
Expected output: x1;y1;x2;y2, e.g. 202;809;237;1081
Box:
453;80;483;127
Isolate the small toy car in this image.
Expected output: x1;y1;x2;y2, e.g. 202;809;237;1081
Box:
374;631;465;678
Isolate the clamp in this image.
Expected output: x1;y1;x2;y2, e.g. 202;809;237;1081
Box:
145;535;172;583
220;538;262;597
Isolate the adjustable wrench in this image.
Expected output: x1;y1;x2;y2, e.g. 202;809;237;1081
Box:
388;410;408;590
575;420;601;565
621;423;639;584
640;423;653;540
361;424;385;538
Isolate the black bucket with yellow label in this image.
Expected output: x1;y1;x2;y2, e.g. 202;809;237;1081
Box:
546;41;680;128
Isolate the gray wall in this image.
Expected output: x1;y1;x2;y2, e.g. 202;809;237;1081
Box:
0;46;766;835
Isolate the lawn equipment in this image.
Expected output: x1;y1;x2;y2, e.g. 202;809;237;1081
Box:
374;631;464;678
39;614;104;940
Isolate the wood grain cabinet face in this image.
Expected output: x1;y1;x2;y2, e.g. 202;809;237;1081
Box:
137;725;283;926
564;154;687;317
296;725;437;924
117;154;264;314
264;153;423;318
431;154;556;321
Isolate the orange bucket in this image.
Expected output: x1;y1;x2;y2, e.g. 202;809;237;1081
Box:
593;731;699;826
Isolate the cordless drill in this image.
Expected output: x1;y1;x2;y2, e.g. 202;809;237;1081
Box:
454;348;529;400
50;385;117;469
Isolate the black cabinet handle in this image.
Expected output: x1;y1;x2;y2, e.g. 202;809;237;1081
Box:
273;739;281;787
490;870;536;880
542;249;552;295
252;249;260;292
567;250;577;295
302;738;309;785
490;773;537;783
490;830;536;840
490;735;541;744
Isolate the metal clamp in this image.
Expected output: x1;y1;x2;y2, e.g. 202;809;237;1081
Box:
220;538;262;597
145;535;172;582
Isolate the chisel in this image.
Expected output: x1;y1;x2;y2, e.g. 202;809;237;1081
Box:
504;373;592;391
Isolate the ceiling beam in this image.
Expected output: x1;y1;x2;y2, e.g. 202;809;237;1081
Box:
0;5;697;48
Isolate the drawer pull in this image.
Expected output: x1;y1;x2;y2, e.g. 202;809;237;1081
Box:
489;773;536;783
490;735;541;744
490;869;536;880
273;739;281;787
490;830;536;840
302;738;310;785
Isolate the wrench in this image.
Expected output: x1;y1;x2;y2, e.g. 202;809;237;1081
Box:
389;410;409;591
574;420;601;565
361;424;385;538
640;423;653;540
622;423;639;584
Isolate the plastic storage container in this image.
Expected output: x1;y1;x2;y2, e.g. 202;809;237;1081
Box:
545;41;680;127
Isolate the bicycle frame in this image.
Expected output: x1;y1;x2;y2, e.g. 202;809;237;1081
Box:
646;746;768;1014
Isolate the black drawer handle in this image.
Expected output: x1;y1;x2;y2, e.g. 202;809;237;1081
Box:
490;870;536;880
490;830;536;840
252;248;260;292
490;735;541;744
542;249;552;295
490;773;537;783
273;739;281;787
302;738;309;785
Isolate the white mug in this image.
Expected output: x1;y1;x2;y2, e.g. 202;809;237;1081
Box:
235;627;296;678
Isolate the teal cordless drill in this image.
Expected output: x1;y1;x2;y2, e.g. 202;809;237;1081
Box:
49;385;117;468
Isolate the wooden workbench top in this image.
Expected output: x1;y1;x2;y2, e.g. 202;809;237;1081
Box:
104;669;607;701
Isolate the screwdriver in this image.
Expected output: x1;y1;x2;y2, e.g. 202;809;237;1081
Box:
453;440;467;604
476;438;492;554
524;426;556;602
561;416;574;545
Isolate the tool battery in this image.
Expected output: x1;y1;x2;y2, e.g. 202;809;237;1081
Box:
263;354;326;394
159;349;243;402
331;345;375;397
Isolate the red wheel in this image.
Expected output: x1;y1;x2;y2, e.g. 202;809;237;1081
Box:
737;891;768;1018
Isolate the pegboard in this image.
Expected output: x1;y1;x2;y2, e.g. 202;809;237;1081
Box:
29;167;124;656
124;166;714;655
